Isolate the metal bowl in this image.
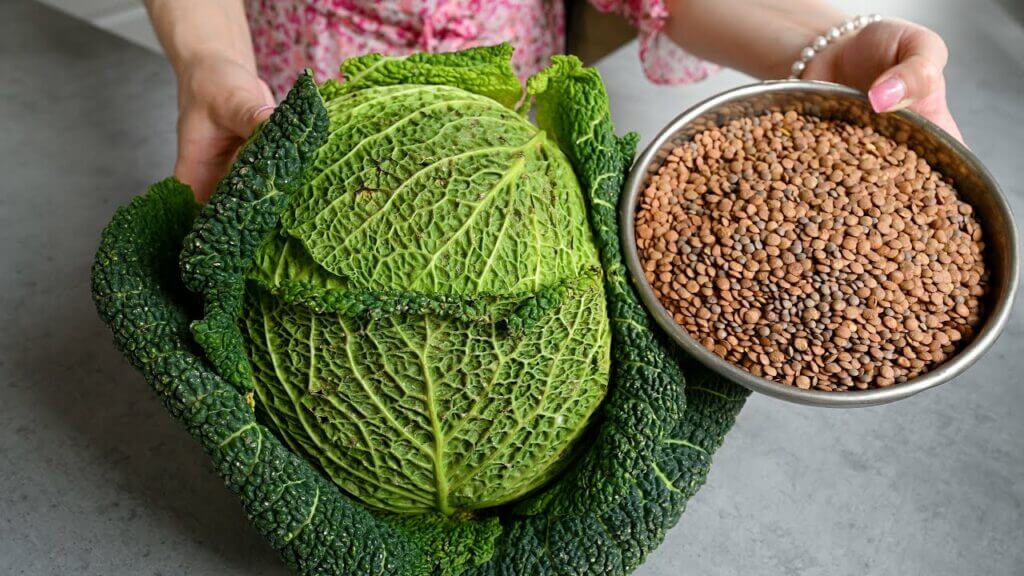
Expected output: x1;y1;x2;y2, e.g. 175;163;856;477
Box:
620;80;1019;407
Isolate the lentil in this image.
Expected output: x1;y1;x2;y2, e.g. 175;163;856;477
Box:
635;111;988;390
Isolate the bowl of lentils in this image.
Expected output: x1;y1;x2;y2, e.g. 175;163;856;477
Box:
621;80;1018;407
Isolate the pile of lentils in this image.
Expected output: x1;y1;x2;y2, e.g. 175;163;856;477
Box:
636;110;988;391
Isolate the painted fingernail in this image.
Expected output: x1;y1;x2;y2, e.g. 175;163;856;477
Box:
868;76;908;113
252;104;275;119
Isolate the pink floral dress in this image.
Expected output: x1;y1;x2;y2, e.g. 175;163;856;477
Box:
245;0;716;98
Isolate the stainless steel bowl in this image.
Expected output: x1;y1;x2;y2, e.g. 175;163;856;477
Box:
620;80;1019;407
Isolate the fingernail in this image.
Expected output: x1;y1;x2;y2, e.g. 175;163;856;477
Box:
868;76;908;113
252;104;275;120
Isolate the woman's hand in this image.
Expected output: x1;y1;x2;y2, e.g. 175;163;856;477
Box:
801;19;961;141
663;2;962;141
174;55;275;202
145;0;268;201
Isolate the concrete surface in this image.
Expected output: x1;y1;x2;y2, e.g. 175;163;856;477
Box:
36;0;160;53
1;1;1021;575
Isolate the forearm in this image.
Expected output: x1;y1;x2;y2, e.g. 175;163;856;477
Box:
144;0;255;75
664;0;846;79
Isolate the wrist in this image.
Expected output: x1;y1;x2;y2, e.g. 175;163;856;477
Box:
766;11;851;79
792;15;882;81
662;0;848;80
173;53;243;113
173;49;250;80
146;0;255;78
799;33;851;82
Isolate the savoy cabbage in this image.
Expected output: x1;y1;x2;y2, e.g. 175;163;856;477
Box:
92;45;748;576
241;81;610;514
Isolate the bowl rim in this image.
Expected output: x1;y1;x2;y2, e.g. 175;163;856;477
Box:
619;79;1019;408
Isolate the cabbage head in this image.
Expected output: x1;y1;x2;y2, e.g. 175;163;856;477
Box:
240;78;610;514
93;45;747;576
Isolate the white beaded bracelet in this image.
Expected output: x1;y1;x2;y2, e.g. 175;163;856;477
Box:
788;14;883;79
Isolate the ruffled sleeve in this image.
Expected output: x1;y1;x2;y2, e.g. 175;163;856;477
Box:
590;0;719;85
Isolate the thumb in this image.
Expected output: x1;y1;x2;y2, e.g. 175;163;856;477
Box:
867;28;947;114
213;88;276;139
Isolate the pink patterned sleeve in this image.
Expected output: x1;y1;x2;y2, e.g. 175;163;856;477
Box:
590;0;719;85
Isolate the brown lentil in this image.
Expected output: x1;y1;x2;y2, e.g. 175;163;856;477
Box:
635;110;988;391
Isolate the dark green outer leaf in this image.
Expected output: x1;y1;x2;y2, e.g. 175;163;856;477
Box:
178;70;329;390
455;56;749;576
518;56;686;517
92;179;430;576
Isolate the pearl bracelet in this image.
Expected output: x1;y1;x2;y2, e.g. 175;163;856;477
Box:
789;14;883;79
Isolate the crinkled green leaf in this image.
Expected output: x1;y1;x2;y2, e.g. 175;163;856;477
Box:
517;55;686;517
336;44;522;108
179;70;329;390
92;178;430;576
282;83;596;296
458;56;749;576
241;265;609;514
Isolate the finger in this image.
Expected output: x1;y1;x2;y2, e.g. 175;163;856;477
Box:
175;141;237;202
258;78;277;108
867;27;948;113
932;112;963;143
175;113;240;202
915;93;963;142
175;155;228;203
211;88;276;140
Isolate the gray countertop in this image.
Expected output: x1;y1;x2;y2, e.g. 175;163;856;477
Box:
1;1;1021;574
